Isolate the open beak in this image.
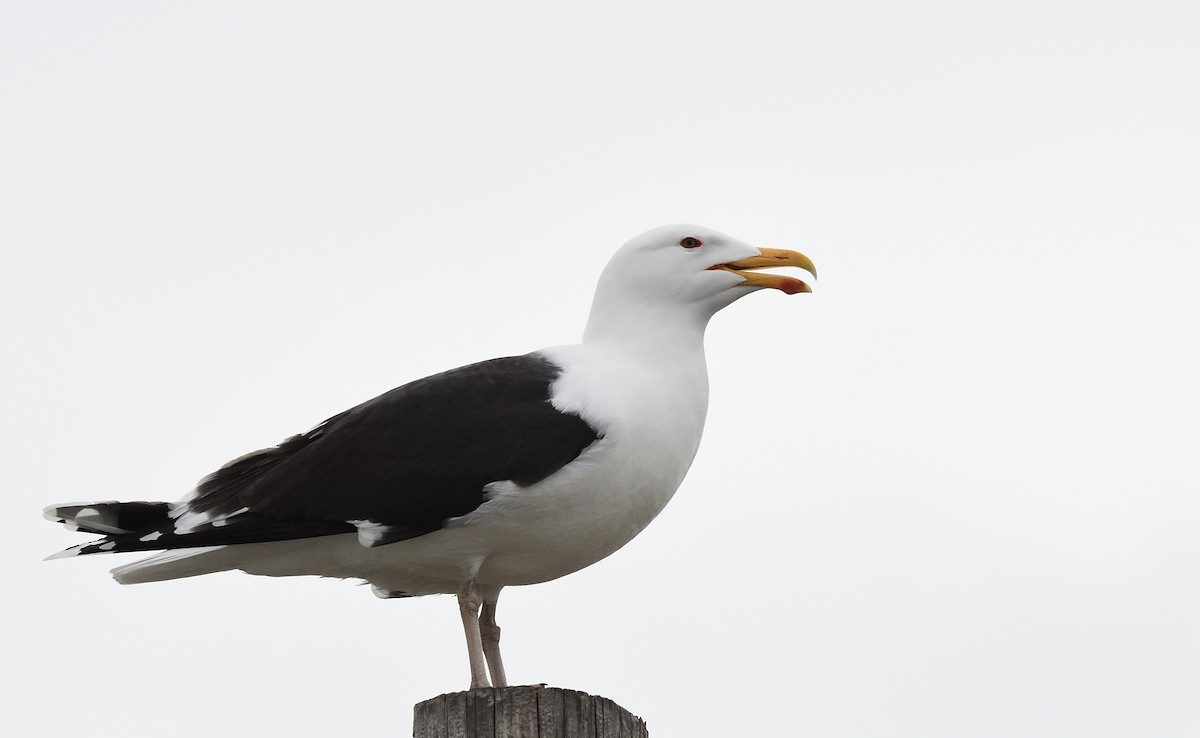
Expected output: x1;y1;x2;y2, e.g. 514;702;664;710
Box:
708;248;817;294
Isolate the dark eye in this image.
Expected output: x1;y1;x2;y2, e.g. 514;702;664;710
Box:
680;236;703;249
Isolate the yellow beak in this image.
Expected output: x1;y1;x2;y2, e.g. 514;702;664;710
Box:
708;248;817;294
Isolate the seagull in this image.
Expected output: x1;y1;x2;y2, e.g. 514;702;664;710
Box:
44;224;816;689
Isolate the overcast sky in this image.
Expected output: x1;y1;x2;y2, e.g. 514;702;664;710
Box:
3;2;1198;736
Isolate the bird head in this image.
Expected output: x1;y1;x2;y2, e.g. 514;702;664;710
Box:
582;224;816;347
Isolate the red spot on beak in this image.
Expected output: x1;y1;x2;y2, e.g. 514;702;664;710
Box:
778;277;808;294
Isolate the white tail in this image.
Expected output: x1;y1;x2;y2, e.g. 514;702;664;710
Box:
111;547;235;585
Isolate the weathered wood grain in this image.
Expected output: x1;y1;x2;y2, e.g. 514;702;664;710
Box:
494;687;539;736
563;688;596;737
414;695;447;738
444;690;469;738
535;687;565;736
413;687;647;737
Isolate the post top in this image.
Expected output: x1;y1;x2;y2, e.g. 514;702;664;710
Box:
414;686;648;738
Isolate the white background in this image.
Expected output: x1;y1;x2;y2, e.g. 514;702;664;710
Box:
3;2;1198;736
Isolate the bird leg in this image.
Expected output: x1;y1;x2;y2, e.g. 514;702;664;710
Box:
480;592;508;688
457;579;491;689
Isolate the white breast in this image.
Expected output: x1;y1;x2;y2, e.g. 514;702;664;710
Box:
458;343;711;586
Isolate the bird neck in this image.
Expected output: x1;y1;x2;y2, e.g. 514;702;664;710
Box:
581;300;711;362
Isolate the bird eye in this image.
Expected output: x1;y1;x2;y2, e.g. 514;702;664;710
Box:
679;236;703;249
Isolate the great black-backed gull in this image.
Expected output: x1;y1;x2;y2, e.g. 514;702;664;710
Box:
44;224;816;688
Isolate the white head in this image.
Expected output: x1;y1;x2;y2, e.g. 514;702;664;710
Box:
582;224;816;349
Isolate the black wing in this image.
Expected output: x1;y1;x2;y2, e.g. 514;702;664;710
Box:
58;354;600;555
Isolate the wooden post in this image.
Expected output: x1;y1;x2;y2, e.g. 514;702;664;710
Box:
413;686;649;737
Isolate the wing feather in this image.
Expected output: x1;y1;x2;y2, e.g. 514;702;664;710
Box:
70;354;600;554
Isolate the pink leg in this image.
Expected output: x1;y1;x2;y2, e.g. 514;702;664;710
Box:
457;579;491;689
480;591;508;688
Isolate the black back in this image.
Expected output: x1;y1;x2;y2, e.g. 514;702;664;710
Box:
57;354;601;555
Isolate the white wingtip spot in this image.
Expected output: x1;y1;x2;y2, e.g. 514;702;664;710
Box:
172;509;214;534
43;501;116;519
211;506;249;528
139;530;164;542
350;520;391;547
175;506;248;533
